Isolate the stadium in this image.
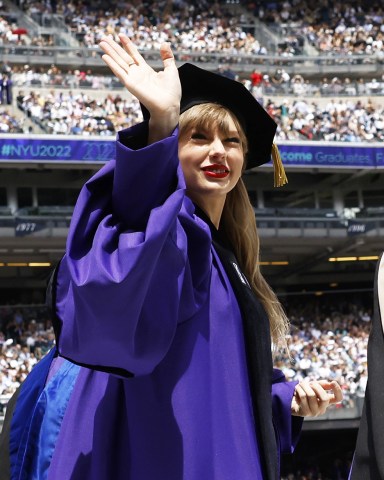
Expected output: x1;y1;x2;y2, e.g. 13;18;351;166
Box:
0;0;383;478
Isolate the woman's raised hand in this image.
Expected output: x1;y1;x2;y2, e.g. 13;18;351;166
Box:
99;34;181;141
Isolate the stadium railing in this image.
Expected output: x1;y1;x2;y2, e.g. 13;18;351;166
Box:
0;208;383;240
1;45;383;76
10;73;384;96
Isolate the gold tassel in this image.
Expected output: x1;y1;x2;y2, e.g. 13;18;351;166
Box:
271;143;288;187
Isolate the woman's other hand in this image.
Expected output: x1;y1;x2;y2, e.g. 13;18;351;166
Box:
291;380;343;417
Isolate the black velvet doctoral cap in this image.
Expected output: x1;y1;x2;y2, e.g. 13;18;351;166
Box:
141;63;286;181
178;63;277;171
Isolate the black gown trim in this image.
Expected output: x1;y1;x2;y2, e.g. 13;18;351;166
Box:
350;253;384;479
0;385;21;480
194;205;279;480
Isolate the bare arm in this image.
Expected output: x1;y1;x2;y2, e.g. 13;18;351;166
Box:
98;34;181;144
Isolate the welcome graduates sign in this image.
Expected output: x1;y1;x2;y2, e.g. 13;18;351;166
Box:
0;136;383;168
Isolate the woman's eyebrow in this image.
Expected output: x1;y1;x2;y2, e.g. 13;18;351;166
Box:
224;130;240;137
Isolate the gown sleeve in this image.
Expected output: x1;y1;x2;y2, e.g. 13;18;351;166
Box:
54;122;212;376
271;368;303;454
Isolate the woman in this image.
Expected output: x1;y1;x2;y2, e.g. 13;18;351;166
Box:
0;35;342;480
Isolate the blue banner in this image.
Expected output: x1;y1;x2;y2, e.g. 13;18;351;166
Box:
278;144;383;168
0;138;115;163
0;136;383;167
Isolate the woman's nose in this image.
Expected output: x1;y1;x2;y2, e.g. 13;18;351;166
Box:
209;137;226;157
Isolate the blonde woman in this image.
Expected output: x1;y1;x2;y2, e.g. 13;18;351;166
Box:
0;35;342;480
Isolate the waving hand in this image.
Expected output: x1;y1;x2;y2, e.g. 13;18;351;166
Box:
99;34;181;142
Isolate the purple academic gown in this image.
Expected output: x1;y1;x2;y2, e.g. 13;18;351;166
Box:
5;123;301;480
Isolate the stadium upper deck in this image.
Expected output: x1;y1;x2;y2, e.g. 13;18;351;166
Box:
0;0;383;77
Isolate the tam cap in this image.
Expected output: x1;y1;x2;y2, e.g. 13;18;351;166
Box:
141;63;287;186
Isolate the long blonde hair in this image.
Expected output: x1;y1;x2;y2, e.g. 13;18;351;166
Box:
179;103;289;350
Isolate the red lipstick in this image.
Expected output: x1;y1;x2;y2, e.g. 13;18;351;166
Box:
201;164;229;179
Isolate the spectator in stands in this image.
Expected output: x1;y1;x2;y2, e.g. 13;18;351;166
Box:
291;74;307;96
0;33;342;480
0;330;5;353
0;61;12;76
0;73;12;105
278;98;290;131
0;109;24;133
270;68;287;93
217;64;237;81
250;68;263;88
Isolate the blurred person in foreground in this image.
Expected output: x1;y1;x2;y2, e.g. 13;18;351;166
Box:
350;253;384;479
0;34;342;480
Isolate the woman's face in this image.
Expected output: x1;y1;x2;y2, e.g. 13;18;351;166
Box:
178;114;244;204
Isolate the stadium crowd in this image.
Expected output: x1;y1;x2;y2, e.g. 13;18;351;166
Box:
0;0;382;62
8;62;384;97
10;85;384;142
277;298;370;406
248;0;384;59
0;298;370;411
16;89;142;135
0;305;54;403
270;97;384;142
3;0;268;55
